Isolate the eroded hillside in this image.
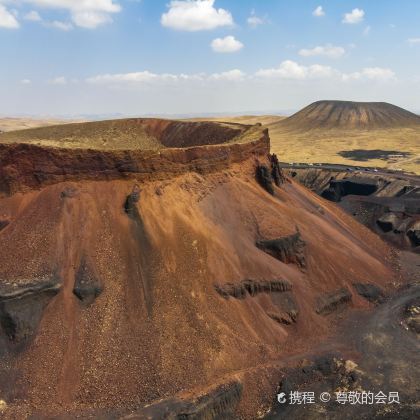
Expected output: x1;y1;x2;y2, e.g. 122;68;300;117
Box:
0;119;401;418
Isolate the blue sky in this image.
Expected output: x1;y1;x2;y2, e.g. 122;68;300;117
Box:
1;0;420;116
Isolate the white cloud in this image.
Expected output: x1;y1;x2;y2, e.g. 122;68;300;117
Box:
363;25;371;36
211;35;243;53
21;0;121;28
21;79;32;84
256;60;396;83
247;16;263;28
87;71;179;84
256;60;336;80
299;44;345;59
209;69;246;81
313;6;325;17
247;9;264;28
86;69;248;85
22;0;120;13
161;0;233;31
49;76;68;84
342;67;396;82
72;11;112;28
24;10;42;21
51;20;73;30
343;8;365;24
0;4;20;28
407;38;420;45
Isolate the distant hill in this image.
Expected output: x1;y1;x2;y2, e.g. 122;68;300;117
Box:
0;117;83;133
277;100;420;130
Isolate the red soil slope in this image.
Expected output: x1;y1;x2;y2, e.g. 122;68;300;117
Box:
0;119;397;419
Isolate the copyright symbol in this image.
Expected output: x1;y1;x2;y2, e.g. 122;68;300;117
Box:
320;392;331;402
277;393;287;404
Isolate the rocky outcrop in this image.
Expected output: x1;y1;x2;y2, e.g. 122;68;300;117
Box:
120;380;243;420
73;258;103;305
0;220;9;231
285;166;420;249
124;186;141;219
0;275;61;344
255;154;285;195
270;154;286;187
322;177;378;202
316;288;352;315
256;232;306;268
215;279;292;300
256;164;274;195
270;292;299;324
353;283;384;304
376;213;400;233
407;221;420;247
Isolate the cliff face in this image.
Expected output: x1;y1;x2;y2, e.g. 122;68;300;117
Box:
0;126;269;195
286;167;420;250
0;119;398;419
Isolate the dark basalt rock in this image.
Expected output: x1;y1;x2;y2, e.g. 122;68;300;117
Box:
271;291;299;323
256;164;274;195
407;222;420;247
270;154;285;187
73;257;103;305
124;185;141;219
120;380;243;420
256;232;306;268
376;213;400;233
316;288;352;315
353;283;385;304
322;177;379;202
267;311;295;325
60;186;78;199
215;279;292;300
0;220;9;231
255;155;285;195
0;275;61;344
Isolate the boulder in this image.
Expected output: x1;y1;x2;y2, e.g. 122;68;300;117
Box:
267;291;299;326
353;283;385;304
256;232;306;268
73;257;103;305
215;279;292;300
0;274;61;344
316;288;352;315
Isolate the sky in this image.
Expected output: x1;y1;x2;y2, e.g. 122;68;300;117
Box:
1;0;420;117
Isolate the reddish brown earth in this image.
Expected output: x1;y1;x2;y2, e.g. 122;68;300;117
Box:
0;119;400;419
